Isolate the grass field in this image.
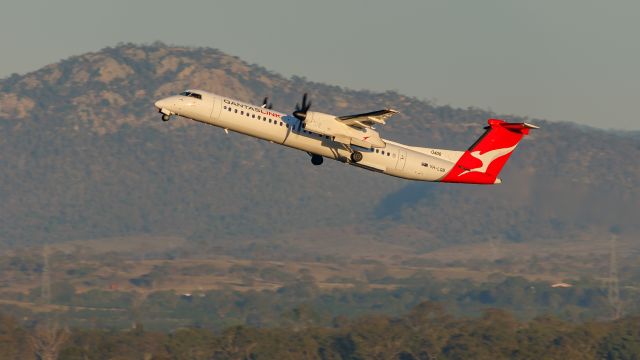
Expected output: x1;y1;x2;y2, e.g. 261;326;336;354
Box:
2;232;636;301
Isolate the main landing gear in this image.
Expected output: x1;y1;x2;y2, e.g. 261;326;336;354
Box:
311;154;324;166
350;151;363;163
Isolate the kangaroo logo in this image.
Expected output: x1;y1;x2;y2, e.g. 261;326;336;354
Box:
459;144;517;176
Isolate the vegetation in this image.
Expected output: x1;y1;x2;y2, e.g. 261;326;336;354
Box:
1;302;640;359
1;247;639;332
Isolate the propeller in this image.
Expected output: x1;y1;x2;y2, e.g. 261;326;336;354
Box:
262;97;273;109
292;93;311;122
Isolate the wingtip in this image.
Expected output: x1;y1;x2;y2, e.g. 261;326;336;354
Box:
524;122;540;129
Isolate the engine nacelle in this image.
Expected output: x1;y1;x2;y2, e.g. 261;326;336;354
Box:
304;111;341;136
304;111;385;148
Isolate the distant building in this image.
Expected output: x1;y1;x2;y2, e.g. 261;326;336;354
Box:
551;282;573;288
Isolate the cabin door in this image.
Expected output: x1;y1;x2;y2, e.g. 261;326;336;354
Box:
396;150;407;170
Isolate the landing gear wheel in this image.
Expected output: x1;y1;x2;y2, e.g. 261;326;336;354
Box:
161;114;170;122
311;155;323;166
350;151;363;163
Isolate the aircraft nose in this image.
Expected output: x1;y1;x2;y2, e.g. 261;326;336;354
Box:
154;99;167;109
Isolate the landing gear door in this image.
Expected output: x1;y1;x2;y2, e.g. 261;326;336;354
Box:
396;150;407;170
210;96;222;121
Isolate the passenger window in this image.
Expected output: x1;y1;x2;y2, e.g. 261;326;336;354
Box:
246;113;250;117
228;107;232;112
375;149;379;153
387;153;391;156
269;119;272;123
381;151;385;155
286;124;289;128
252;114;255;118
234;109;238;113
241;111;244;115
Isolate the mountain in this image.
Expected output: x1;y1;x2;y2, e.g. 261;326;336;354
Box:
0;43;638;252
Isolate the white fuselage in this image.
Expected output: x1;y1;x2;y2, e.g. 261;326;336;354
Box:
155;90;464;181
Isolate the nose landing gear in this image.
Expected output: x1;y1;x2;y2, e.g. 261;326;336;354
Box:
161;114;171;121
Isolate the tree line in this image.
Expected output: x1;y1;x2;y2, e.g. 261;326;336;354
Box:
2;301;639;359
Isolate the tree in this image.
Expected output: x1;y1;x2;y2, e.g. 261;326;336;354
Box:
213;326;260;359
29;321;70;360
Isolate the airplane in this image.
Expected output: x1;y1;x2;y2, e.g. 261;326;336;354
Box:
154;90;537;184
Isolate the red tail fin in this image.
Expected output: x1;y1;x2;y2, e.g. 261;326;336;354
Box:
441;119;538;184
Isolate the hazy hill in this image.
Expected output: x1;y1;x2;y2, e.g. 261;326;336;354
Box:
0;43;638;251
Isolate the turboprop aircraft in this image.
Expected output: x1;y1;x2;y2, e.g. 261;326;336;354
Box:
154;90;537;184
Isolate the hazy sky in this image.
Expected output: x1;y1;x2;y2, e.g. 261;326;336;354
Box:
2;0;639;130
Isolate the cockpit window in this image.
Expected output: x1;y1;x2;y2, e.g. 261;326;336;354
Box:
179;91;202;100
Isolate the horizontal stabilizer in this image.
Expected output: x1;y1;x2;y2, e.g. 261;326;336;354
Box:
486;119;539;135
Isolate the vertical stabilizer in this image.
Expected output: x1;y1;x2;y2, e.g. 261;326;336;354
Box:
440;119;538;184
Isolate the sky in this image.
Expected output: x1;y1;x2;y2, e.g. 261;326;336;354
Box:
1;0;639;130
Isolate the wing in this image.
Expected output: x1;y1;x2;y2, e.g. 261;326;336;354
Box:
337;109;399;128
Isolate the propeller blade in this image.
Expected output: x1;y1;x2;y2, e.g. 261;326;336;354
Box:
293;93;311;121
262;96;274;109
293;110;307;121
